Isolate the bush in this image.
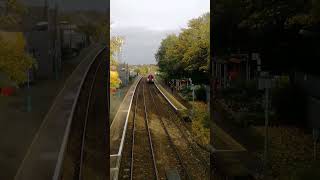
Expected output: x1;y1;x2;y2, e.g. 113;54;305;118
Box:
179;86;192;100
191;102;210;145
195;85;207;101
271;84;306;125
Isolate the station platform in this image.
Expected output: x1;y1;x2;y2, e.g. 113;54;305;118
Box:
13;44;105;180
154;80;187;111
110;76;141;180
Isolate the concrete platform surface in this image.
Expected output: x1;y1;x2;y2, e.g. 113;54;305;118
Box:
110;77;141;180
12;44;105;180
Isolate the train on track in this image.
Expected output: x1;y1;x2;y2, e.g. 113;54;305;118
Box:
147;74;155;83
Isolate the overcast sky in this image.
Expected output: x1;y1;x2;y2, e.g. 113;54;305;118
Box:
111;0;210;65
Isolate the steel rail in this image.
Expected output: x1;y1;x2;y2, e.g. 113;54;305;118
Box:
142;83;159;180
130;79;140;180
147;83;191;180
78;56;104;180
151;84;210;174
52;45;106;180
130;80;159;180
110;76;142;180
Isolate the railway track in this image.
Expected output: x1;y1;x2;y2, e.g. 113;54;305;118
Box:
149;84;210;179
77;53;104;179
130;80;159;180
60;48;107;180
119;78;209;179
146;81;190;180
151;84;210;164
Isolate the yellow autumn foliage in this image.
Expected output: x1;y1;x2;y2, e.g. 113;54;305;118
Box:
109;36;123;88
0;32;37;85
110;70;121;88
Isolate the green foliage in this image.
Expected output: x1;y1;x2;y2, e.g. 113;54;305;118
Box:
191;102;210;146
220;0;320;33
134;68;140;74
0;0;27;29
140;66;149;75
78;22;108;43
64;11;109;43
155;13;210;84
180;86;193;101
133;64;157;76
134;65;149;75
194;85;207;101
213;0;320;82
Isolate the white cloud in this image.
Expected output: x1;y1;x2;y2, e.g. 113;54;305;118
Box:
111;0;210;64
111;0;210;30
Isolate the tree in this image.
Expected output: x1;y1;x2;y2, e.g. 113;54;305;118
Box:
110;71;121;88
155;12;210;84
0;33;37;85
134;68;140;74
62;10;109;44
110;36;124;88
0;0;27;30
214;0;320;75
156;34;180;79
181;13;210;73
0;1;36;86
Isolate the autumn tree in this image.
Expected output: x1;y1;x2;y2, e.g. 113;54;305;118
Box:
0;33;37;86
155;12;210;84
64;10;109;44
213;0;320;75
0;1;36;86
110;36;124;88
156;34;178;78
0;0;27;30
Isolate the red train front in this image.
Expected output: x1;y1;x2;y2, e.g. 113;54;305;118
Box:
147;74;154;83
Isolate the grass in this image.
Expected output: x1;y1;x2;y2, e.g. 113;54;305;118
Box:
213;122;246;151
254;126;320;179
191;101;210;146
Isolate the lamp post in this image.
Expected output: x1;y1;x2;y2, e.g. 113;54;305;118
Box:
188;78;195;120
313;128;319;161
27;69;31;112
259;71;272;178
192;83;195;119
